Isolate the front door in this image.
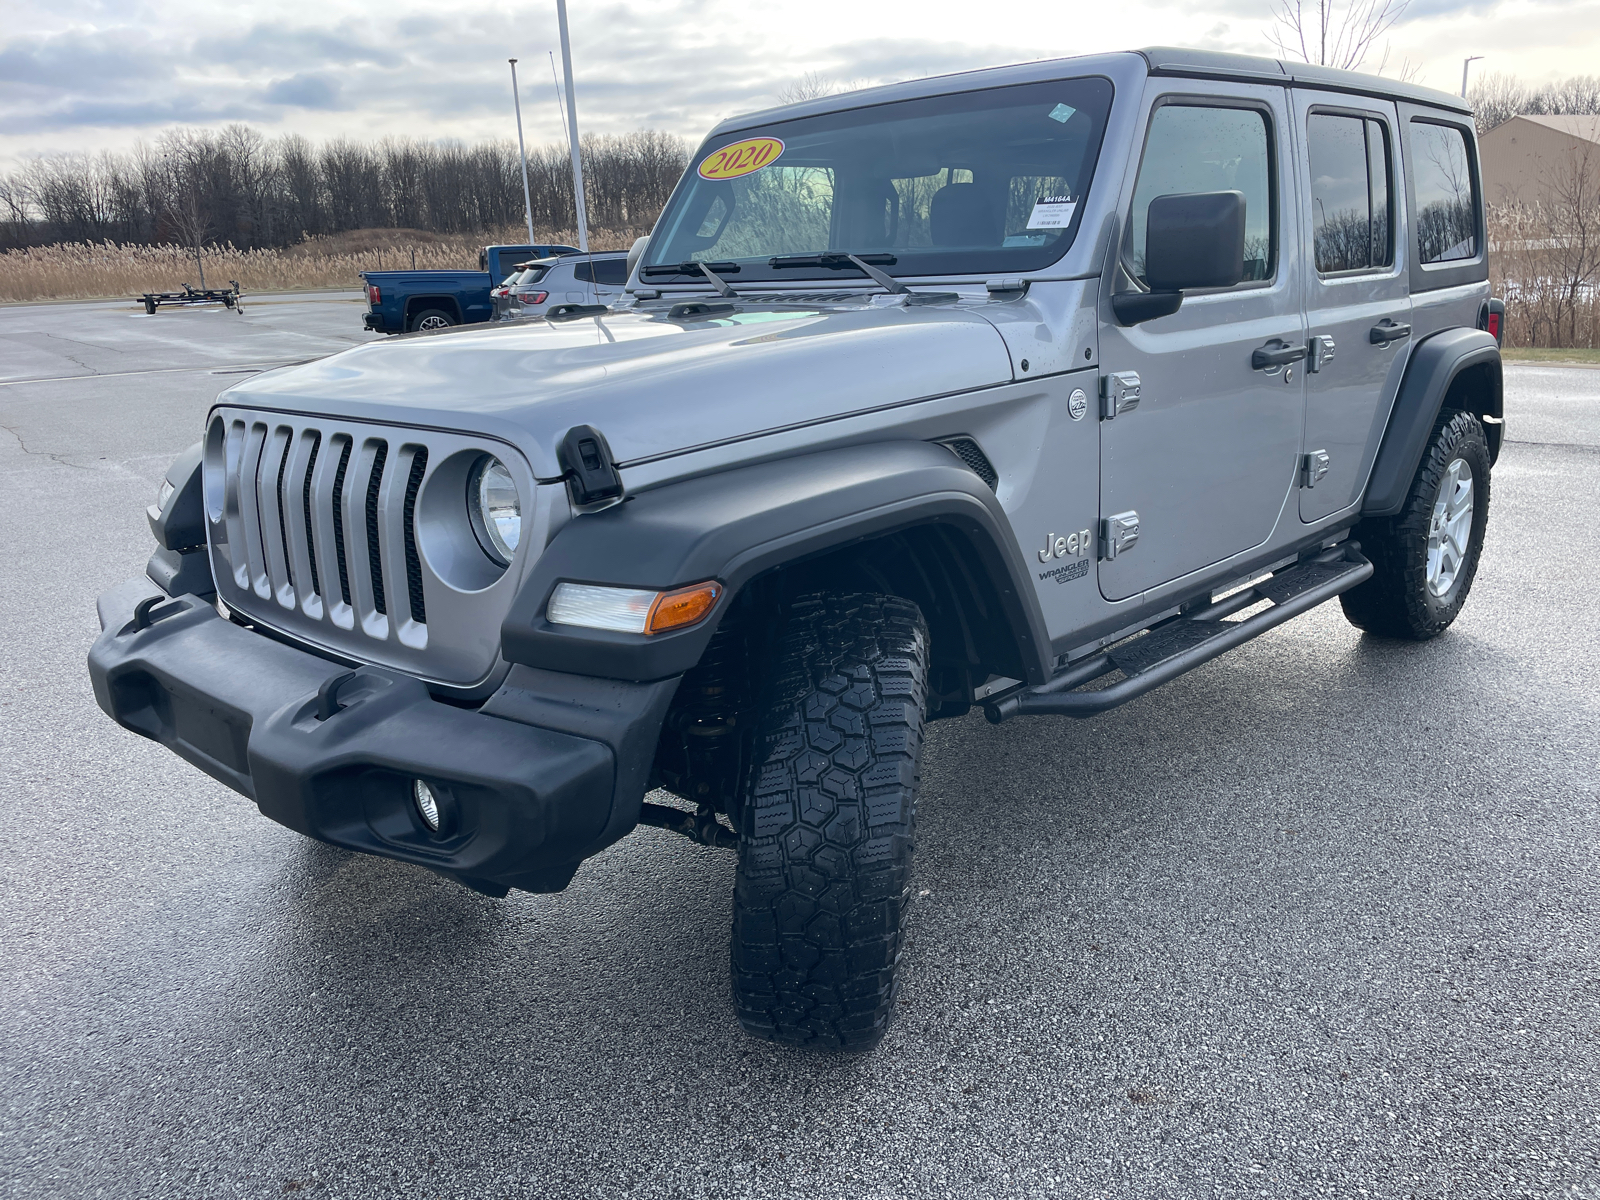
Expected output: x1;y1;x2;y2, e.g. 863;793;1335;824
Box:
1098;83;1307;601
1293;91;1412;522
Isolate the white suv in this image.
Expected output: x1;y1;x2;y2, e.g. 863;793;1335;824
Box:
500;252;631;320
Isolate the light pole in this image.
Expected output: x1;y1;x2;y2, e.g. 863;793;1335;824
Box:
555;0;590;252
508;59;537;247
1462;56;1484;98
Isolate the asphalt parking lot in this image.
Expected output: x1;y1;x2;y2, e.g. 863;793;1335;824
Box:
1;293;1597;1199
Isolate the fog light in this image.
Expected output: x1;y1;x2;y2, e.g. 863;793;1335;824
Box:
413;779;440;831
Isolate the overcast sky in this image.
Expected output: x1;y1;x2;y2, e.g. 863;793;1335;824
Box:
2;0;1596;170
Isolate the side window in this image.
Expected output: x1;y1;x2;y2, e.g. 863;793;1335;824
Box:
1128;104;1274;284
1307;113;1394;273
572;261;596;284
593;259;629;286
1410;121;1478;264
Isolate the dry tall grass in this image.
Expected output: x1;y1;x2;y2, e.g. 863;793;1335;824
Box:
0;226;644;303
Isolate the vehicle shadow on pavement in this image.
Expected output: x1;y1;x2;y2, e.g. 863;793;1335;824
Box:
23;603;1588;1199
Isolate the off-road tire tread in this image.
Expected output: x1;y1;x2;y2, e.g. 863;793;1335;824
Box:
1341;407;1491;640
730;593;928;1051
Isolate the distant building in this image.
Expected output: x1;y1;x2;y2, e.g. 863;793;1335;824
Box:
1479;114;1600;208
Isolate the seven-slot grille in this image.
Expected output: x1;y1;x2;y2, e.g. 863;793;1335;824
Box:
204;408;537;687
215;416;427;644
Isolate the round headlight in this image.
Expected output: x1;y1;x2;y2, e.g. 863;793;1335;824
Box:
467;455;521;566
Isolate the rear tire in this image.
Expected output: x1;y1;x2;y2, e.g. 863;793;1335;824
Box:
730;593;928;1052
409;308;456;332
1341;408;1491;640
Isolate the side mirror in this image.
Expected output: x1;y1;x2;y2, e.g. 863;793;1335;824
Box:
625;236;650;286
1113;190;1246;326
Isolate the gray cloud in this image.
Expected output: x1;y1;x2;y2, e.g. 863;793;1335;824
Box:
0;0;1583;165
194;25;406;71
262;73;345;110
0;29;167;90
0;95;262;136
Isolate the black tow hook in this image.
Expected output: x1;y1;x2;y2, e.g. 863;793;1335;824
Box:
637;801;739;849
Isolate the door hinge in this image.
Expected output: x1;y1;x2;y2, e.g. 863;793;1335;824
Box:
1302;449;1331;489
1100;371;1141;420
1308;335;1336;373
1100;510;1141;560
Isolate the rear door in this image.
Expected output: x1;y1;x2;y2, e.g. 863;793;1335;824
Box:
567;260;598;304
1293;91;1412;521
590;257;629;303
1098;82;1306;601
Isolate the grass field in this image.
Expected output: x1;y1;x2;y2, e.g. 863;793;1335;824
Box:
1500;347;1600;366
0;227;643;304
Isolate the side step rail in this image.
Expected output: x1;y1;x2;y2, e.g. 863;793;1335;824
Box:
985;544;1373;722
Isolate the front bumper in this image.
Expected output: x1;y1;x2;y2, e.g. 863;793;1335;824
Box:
88;576;675;893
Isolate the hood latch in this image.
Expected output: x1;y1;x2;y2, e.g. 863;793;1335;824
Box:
559;425;625;509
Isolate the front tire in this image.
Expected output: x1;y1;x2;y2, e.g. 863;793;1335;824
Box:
730;593;928;1051
1342;407;1492;639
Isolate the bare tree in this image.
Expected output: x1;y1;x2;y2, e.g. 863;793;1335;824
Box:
0;126;688;252
778;72;837;105
1269;0;1410;72
776;72;875;106
159;135;217;287
0;172;30;247
1467;72;1532;133
1469;72;1600;132
1490;141;1600;348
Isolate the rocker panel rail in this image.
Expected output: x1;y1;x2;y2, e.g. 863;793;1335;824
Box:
984;545;1373;721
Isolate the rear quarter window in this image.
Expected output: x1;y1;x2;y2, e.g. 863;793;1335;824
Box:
1410;121;1478;264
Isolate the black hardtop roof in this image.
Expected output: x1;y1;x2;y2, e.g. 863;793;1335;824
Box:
712;46;1470;138
1136;46;1471;115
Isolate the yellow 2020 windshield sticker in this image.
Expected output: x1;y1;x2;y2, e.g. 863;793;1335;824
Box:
698;137;784;181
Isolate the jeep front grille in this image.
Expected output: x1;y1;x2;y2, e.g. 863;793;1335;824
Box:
204;407;549;689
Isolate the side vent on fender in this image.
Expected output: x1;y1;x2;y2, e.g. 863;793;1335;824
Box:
934;437;999;492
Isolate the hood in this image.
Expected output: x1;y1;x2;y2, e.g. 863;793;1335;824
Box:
223;301;1014;478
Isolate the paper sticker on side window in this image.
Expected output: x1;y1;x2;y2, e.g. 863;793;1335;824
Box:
1027;195;1077;230
698;137;785;181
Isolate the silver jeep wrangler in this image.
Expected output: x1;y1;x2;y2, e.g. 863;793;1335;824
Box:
90;47;1503;1051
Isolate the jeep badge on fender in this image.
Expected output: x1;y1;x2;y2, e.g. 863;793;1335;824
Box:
1039;529;1093;562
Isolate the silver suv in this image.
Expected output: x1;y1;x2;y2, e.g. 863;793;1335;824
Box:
496;252;631;321
91;47;1502;1053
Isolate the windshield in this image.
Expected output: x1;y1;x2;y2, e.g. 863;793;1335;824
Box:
645;77;1113;284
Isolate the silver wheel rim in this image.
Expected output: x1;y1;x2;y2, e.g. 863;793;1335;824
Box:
1427;457;1473;597
417;315;450;331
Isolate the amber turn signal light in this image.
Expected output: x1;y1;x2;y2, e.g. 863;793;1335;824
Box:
646;582;722;634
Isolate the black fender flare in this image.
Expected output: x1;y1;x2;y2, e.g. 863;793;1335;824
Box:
500;441;1053;683
1363;327;1502;517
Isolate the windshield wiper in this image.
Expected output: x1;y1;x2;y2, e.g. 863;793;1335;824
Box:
769;252;907;294
640;260;741;278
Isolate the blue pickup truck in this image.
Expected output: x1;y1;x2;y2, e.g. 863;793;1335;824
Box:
361;243;579;335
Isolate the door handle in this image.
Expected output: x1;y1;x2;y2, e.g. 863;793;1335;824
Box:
1252;339;1309;370
1369;319;1411;344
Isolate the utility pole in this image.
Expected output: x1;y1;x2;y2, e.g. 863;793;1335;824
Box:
509;59;537;246
1461;56;1484;98
555;0;590;252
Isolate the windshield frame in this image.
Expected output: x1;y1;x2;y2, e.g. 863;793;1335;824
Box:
644;75;1117;286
